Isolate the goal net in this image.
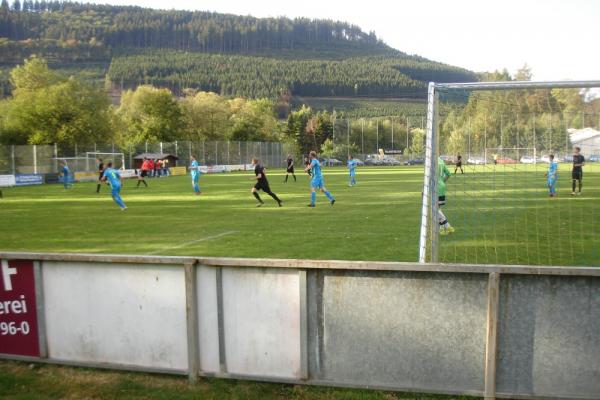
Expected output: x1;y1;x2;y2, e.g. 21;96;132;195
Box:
484;147;536;165
50;157;92;173
420;80;600;267
85;152;126;171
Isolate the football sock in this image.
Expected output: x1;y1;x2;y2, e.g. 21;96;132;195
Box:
113;194;126;209
267;191;281;203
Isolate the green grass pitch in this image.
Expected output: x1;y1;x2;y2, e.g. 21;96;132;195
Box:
0;165;598;266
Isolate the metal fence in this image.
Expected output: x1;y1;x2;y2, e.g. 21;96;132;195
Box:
0;141;297;174
0;114;435;175
331;116;426;158
1;252;599;400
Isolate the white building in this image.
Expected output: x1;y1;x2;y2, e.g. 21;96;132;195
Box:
568;127;600;156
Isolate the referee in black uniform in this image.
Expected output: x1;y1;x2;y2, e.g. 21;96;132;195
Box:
571;146;585;196
251;158;282;207
96;158;104;193
284;154;296;183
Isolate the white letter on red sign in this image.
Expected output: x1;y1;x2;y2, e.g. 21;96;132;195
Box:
1;260;17;291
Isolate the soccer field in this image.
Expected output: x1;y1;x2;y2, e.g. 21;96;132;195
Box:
0;165;598;266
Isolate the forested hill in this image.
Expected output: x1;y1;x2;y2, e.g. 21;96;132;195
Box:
0;1;477;98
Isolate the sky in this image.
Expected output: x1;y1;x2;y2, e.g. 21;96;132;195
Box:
80;0;599;81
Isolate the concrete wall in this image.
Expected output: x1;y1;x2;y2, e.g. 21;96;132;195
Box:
496;275;600;398
1;253;599;400
42;261;188;371
309;271;487;393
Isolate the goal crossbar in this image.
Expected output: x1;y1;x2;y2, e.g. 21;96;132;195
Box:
85;152;125;156
435;80;600;91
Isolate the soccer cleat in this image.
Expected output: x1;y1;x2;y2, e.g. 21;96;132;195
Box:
278;201;283;207
330;199;335;206
571;192;576;196
307;204;315;207
256;202;264;208
121;207;127;211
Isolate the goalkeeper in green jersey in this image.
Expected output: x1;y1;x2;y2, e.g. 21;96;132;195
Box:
438;157;455;235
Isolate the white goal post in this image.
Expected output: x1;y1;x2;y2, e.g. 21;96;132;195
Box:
85;152;126;171
418;79;600;264
484;147;537;164
50;156;91;172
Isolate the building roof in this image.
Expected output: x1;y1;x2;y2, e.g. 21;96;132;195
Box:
133;153;179;160
568;127;600;143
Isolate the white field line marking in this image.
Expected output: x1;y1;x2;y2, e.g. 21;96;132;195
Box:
147;231;238;255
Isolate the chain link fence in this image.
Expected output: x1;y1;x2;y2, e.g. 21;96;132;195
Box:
0;114;434;174
0;141;298;174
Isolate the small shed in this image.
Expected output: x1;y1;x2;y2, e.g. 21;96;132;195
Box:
133;153;179;169
569;128;600;156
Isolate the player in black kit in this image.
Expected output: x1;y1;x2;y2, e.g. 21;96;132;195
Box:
96;158;104;193
454;154;464;174
250;158;282;207
571;146;585;196
284;154;296;183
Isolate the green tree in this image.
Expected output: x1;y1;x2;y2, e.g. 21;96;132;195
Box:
229;99;278;141
116;85;184;146
515;64;532;81
10;56;58;93
180;91;232;141
320;138;357;160
284;105;312;152
409;128;425;156
0;58;112;146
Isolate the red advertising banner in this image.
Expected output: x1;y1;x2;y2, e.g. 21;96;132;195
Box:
0;260;40;357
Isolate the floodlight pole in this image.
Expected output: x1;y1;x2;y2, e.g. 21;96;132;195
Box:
361;119;364;156
406;116;410;158
376;120;379;153
347;119;350;158
391;117;394;150
533;114;537;164
54;143;58;173
33;145;37;174
484;115;487;164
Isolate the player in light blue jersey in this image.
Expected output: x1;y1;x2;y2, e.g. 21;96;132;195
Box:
347;155;358;186
545;154;558;197
59;161;72;189
101;162;127;210
305;150;335;207
190;155;202;195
